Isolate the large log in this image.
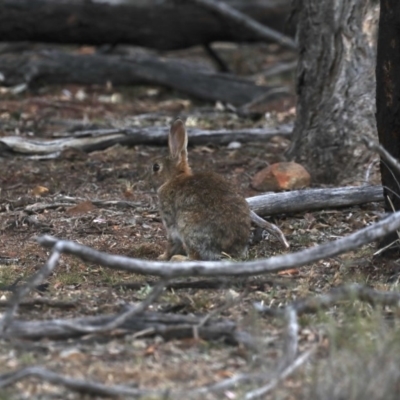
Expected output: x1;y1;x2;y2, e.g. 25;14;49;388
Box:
0;0;293;50
0;50;279;106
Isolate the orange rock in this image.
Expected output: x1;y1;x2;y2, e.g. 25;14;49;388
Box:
251;162;311;192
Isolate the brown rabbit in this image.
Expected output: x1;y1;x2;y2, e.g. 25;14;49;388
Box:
150;119;251;261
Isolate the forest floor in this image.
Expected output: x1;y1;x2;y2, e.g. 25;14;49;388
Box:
0;44;399;400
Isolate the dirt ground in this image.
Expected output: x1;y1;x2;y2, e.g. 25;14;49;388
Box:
0;44;398;400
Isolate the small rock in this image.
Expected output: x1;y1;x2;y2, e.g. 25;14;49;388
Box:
227;141;242;149
251;162;311;192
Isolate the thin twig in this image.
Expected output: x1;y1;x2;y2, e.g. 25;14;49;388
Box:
250;210;289;248
56;280;167;333
363;137;400;176
244;348;314;400
0;298;77;309
0;248;61;333
0;366;152;397
189;0;297;50
364;158;379;185
279;307;299;371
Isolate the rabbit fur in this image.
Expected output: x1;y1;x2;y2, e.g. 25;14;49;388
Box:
150;119;251;261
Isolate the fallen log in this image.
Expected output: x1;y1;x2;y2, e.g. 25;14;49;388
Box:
0;0;293;50
0;125;292;157
247;185;383;216
0;50;282;106
5;311;239;342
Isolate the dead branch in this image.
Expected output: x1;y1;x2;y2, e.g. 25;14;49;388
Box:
279;307;299;370
0;366;151;397
255;283;400;317
189;0;297;50
23;198;141;214
0;298;77;309
0;248;61;332
0;50;284;106
113;277;287;292
23;202;75;213
56;280;167;334
250;210;289;248
363;137;400;176
247;185;383;216
0;124;292;158
3;311;241;344
244;349;314;400
0;348;312;400
34;209;400;280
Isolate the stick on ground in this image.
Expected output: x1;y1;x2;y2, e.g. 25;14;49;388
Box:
35;209;400;279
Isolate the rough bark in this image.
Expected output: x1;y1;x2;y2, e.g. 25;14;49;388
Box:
0;50;279;106
375;0;400;252
286;0;377;184
0;0;293;50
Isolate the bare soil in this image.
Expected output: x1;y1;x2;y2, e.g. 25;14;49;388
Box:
0;44;395;400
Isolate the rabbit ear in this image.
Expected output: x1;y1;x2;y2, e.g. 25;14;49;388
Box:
169;119;188;161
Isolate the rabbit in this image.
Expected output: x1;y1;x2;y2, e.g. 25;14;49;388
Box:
150;119;251;261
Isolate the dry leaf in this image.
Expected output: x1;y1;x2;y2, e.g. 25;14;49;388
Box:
31;185;49;197
216;370;234;379
278;268;299;276
144;345;157;356
66;201;96;215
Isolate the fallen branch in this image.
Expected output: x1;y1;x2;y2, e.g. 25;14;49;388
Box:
279;308;299;370
2;311;241;343
31;210;400;282
0;50;284;106
113;277;287;291
0;348;312;400
0;366;151;397
0;249;61;332
0;298;77;309
363;137;400;176
56;280;167;334
255;283;400;317
0;124;292;158
190;0;297;50
250;210;289;248
244;349;314;400
247;185;383;216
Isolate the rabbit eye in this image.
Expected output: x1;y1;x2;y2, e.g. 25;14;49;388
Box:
152;163;160;172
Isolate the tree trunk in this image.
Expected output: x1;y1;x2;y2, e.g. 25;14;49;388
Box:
376;0;400;253
286;0;377;184
0;0;293;51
